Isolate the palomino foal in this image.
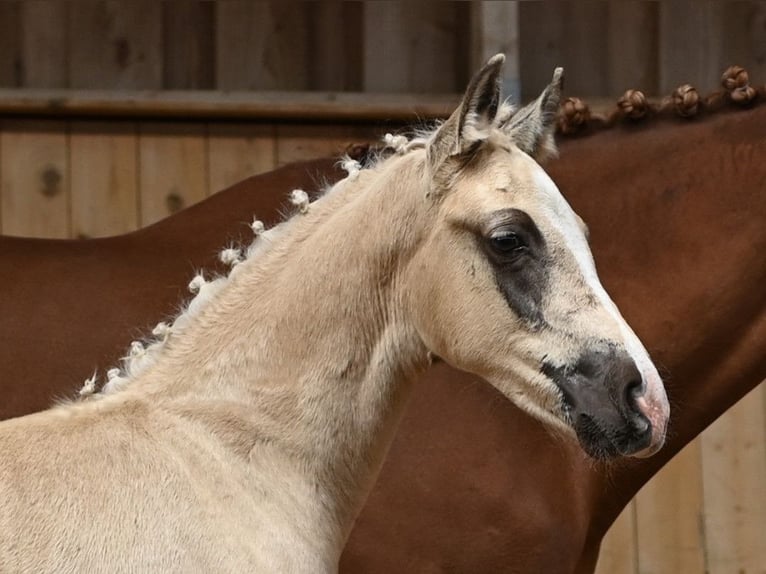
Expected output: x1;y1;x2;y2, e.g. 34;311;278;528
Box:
0;56;668;573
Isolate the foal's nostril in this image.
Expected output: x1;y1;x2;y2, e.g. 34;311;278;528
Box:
625;377;644;405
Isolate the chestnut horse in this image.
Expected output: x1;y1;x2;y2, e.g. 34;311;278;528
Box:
1;90;764;570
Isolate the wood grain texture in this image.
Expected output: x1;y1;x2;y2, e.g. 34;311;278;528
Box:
659;1;725;93
520;2;608;99
0;2;22;88
607;2;659;96
20;1;68;88
363;1;468;93
308;2;363;91
471;2;520;101
275;124;378;167
216;1;310;90
70;122;138;238
208;124;276;194
594;502;637;574
162;0;215;89
68;0;162;89
634;441;706;574
0;120;68;238
138;123;207;227
700;385;766;574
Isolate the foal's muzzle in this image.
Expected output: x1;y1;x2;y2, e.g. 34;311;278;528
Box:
542;343;655;459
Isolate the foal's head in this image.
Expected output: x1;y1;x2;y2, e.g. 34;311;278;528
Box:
406;55;669;459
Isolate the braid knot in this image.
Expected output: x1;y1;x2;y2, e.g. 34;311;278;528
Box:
618;89;649;120
557;97;591;134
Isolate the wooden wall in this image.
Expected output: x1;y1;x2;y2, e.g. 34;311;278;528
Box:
1;1;765;98
0;118;382;237
0;2;764;573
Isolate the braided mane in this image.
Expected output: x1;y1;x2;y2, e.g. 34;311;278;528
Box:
557;65;765;137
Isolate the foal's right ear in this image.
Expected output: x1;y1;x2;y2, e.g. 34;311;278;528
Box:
427;54;505;176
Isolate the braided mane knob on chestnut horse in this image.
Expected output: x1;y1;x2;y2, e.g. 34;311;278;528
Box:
0;56;669;572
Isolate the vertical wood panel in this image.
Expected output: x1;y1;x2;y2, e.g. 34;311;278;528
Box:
308;2;363;91
69;0;162;89
594;502;638;574
138;123;207;227
659;1;725;93
634;441;706;573
719;2;766;83
162;0;215;89
275;124;374;167
700;385;766;574
519;2;608;99
70;122;138;238
363;1;467;93
216;1;310;90
607;2;659;95
20;0;68;88
518;3;565;100
0;121;68;238
471;2;521;101
207;124;276;194
0;1;22;87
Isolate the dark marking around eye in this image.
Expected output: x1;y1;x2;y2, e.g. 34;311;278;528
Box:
480;209;549;327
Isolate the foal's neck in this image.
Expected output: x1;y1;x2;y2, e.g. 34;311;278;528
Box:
130;152;431;549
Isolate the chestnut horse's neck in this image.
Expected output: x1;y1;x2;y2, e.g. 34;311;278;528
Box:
549;103;766;558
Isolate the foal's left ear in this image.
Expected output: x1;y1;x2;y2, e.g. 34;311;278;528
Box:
500;67;563;162
428;54;505;172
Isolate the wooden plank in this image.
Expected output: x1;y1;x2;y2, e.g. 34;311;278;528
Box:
68;0;162;89
471;1;521;101
518;3;565;101
0;89;459;122
138;123;207;227
634;440;706;574
216;2;310;90
0;1;22;88
719;2;766;84
70;122;138;238
658;1;725;93
207;124;276;194
700;384;766;574
307;2;363;91
162;0;215;89
607;2;659;96
20;0;68;88
0;120;68;238
275;124;377;167
363;2;467;93
594;501;637;574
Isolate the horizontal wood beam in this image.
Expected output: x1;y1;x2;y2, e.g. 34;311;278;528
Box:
0;90;462;122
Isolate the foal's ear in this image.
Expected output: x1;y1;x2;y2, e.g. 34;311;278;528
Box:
428;54;505;171
501;67;563;162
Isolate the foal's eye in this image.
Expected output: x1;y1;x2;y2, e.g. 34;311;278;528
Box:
490;233;526;255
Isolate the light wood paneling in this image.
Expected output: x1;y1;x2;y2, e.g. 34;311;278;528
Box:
70;122;138;238
68;0;162;89
634;442;706;574
700;385;766;574
275;124;376;166
595;502;637;574
207;124;276;194
0;120;68;238
138;123;207;227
